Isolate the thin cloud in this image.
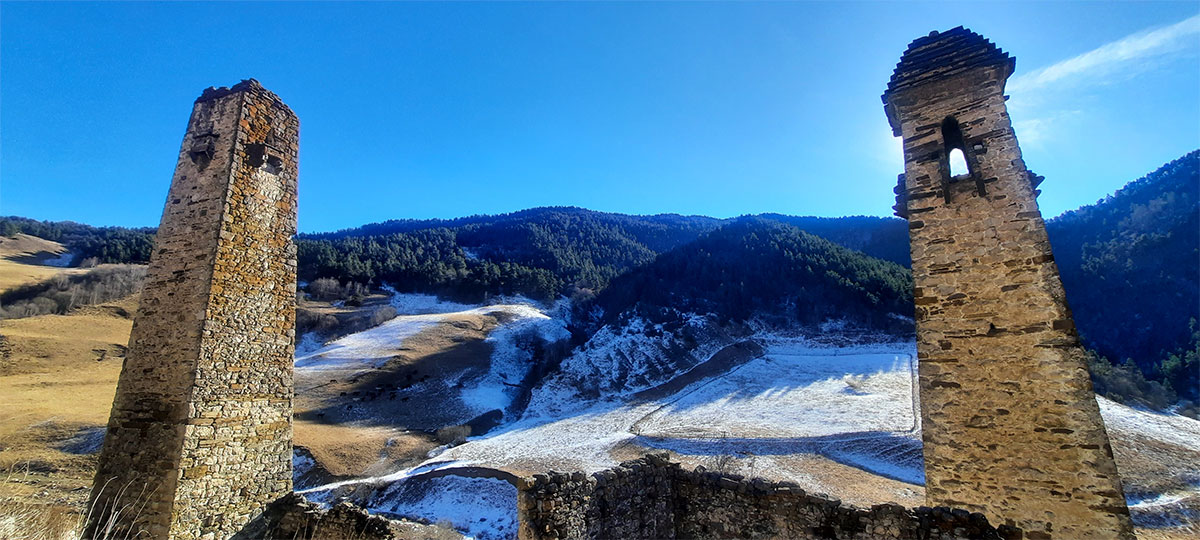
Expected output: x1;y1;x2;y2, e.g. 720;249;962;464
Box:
1008;14;1200;95
1012;110;1081;149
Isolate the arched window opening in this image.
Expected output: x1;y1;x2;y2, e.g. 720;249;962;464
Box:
940;116;987;199
948;148;969;178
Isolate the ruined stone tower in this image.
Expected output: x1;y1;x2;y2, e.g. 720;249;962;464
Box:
882;28;1134;538
87;79;299;540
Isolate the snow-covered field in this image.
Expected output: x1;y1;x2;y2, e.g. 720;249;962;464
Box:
300;330;931;537
295;293;568;420
633;345;918;439
296;296;1200;538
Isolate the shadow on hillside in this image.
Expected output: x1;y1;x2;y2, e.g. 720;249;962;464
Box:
635;431;925;485
294;332;496;431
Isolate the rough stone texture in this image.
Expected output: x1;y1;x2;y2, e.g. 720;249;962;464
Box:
253;493;406;540
882;28;1134;538
517;455;675;540
518;454;1020;540
86;79;299;540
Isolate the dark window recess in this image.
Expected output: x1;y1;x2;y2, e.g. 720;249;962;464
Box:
245;143;267;168
246;143;283;174
941;117;986;199
188;133;218;168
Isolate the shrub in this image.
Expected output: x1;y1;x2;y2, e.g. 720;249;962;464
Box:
369;306;397;327
0;265;146;319
305;278;370;302
435;425;471;446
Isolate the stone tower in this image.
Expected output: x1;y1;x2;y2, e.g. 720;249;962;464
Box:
87;79;299;540
882;28;1133;538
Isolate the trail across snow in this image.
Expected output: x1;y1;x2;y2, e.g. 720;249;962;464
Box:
296;302;1200;537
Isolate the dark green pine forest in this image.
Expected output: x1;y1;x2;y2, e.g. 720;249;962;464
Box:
1046;151;1199;408
1;150;1196;410
580;218;913;334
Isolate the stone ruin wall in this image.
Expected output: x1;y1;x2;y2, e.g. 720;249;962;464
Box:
87;79;299;540
883;29;1133;538
517;454;1022;540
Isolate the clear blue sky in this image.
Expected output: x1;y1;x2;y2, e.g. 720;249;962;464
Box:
2;2;1197;232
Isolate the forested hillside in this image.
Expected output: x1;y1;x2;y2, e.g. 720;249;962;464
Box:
0;217;153;265
1047;151;1199;404
583;219;913;334
3;151;1196;407
754;215;910;266
1;209;906;304
296;208;722;302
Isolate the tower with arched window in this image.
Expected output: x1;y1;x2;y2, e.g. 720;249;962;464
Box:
883;28;1134;538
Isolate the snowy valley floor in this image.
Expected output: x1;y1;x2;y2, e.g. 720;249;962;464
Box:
294;296;1200;540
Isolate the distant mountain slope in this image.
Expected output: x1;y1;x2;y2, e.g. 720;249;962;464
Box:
584;219;913;334
754;215;910;266
296;208;723;302
309;206;722;251
295;207;907;303
1047;150;1199;399
0;217;154;266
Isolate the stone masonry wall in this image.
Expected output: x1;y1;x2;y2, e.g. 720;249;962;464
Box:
883;29;1133;538
88;79;299;540
517;455;675;540
518;454;1021;540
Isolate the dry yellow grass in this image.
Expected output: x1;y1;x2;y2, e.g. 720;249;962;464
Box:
0;234;67;259
0;293;133;507
293;421;436;479
0;234;87;295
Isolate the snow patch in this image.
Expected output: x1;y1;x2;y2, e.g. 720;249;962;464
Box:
461;301;570;416
294;316;437;371
526;313;728;417
1097;395;1200;450
367;476;517;540
293;449;316;487
41;251;75;267
386;290;480;315
633;346;918;439
294;332;324;358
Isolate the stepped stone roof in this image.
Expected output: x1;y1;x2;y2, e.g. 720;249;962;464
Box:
884;26;1014;98
882;26;1015;134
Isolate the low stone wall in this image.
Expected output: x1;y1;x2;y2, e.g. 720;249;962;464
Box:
518;454;1024;540
517;457;675;539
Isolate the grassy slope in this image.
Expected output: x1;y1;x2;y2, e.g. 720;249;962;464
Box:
0;235;83;293
0;299;132;506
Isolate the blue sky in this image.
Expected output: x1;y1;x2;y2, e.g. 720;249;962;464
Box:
2;2;1197;232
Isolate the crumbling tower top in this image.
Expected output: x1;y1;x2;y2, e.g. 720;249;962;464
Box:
882;26;1015;135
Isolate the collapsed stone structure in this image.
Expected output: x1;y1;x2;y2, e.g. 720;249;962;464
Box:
882;28;1134;538
516;454;1019;540
87;80;299;539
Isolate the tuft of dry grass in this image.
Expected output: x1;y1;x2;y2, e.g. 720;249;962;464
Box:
0;496;82;540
